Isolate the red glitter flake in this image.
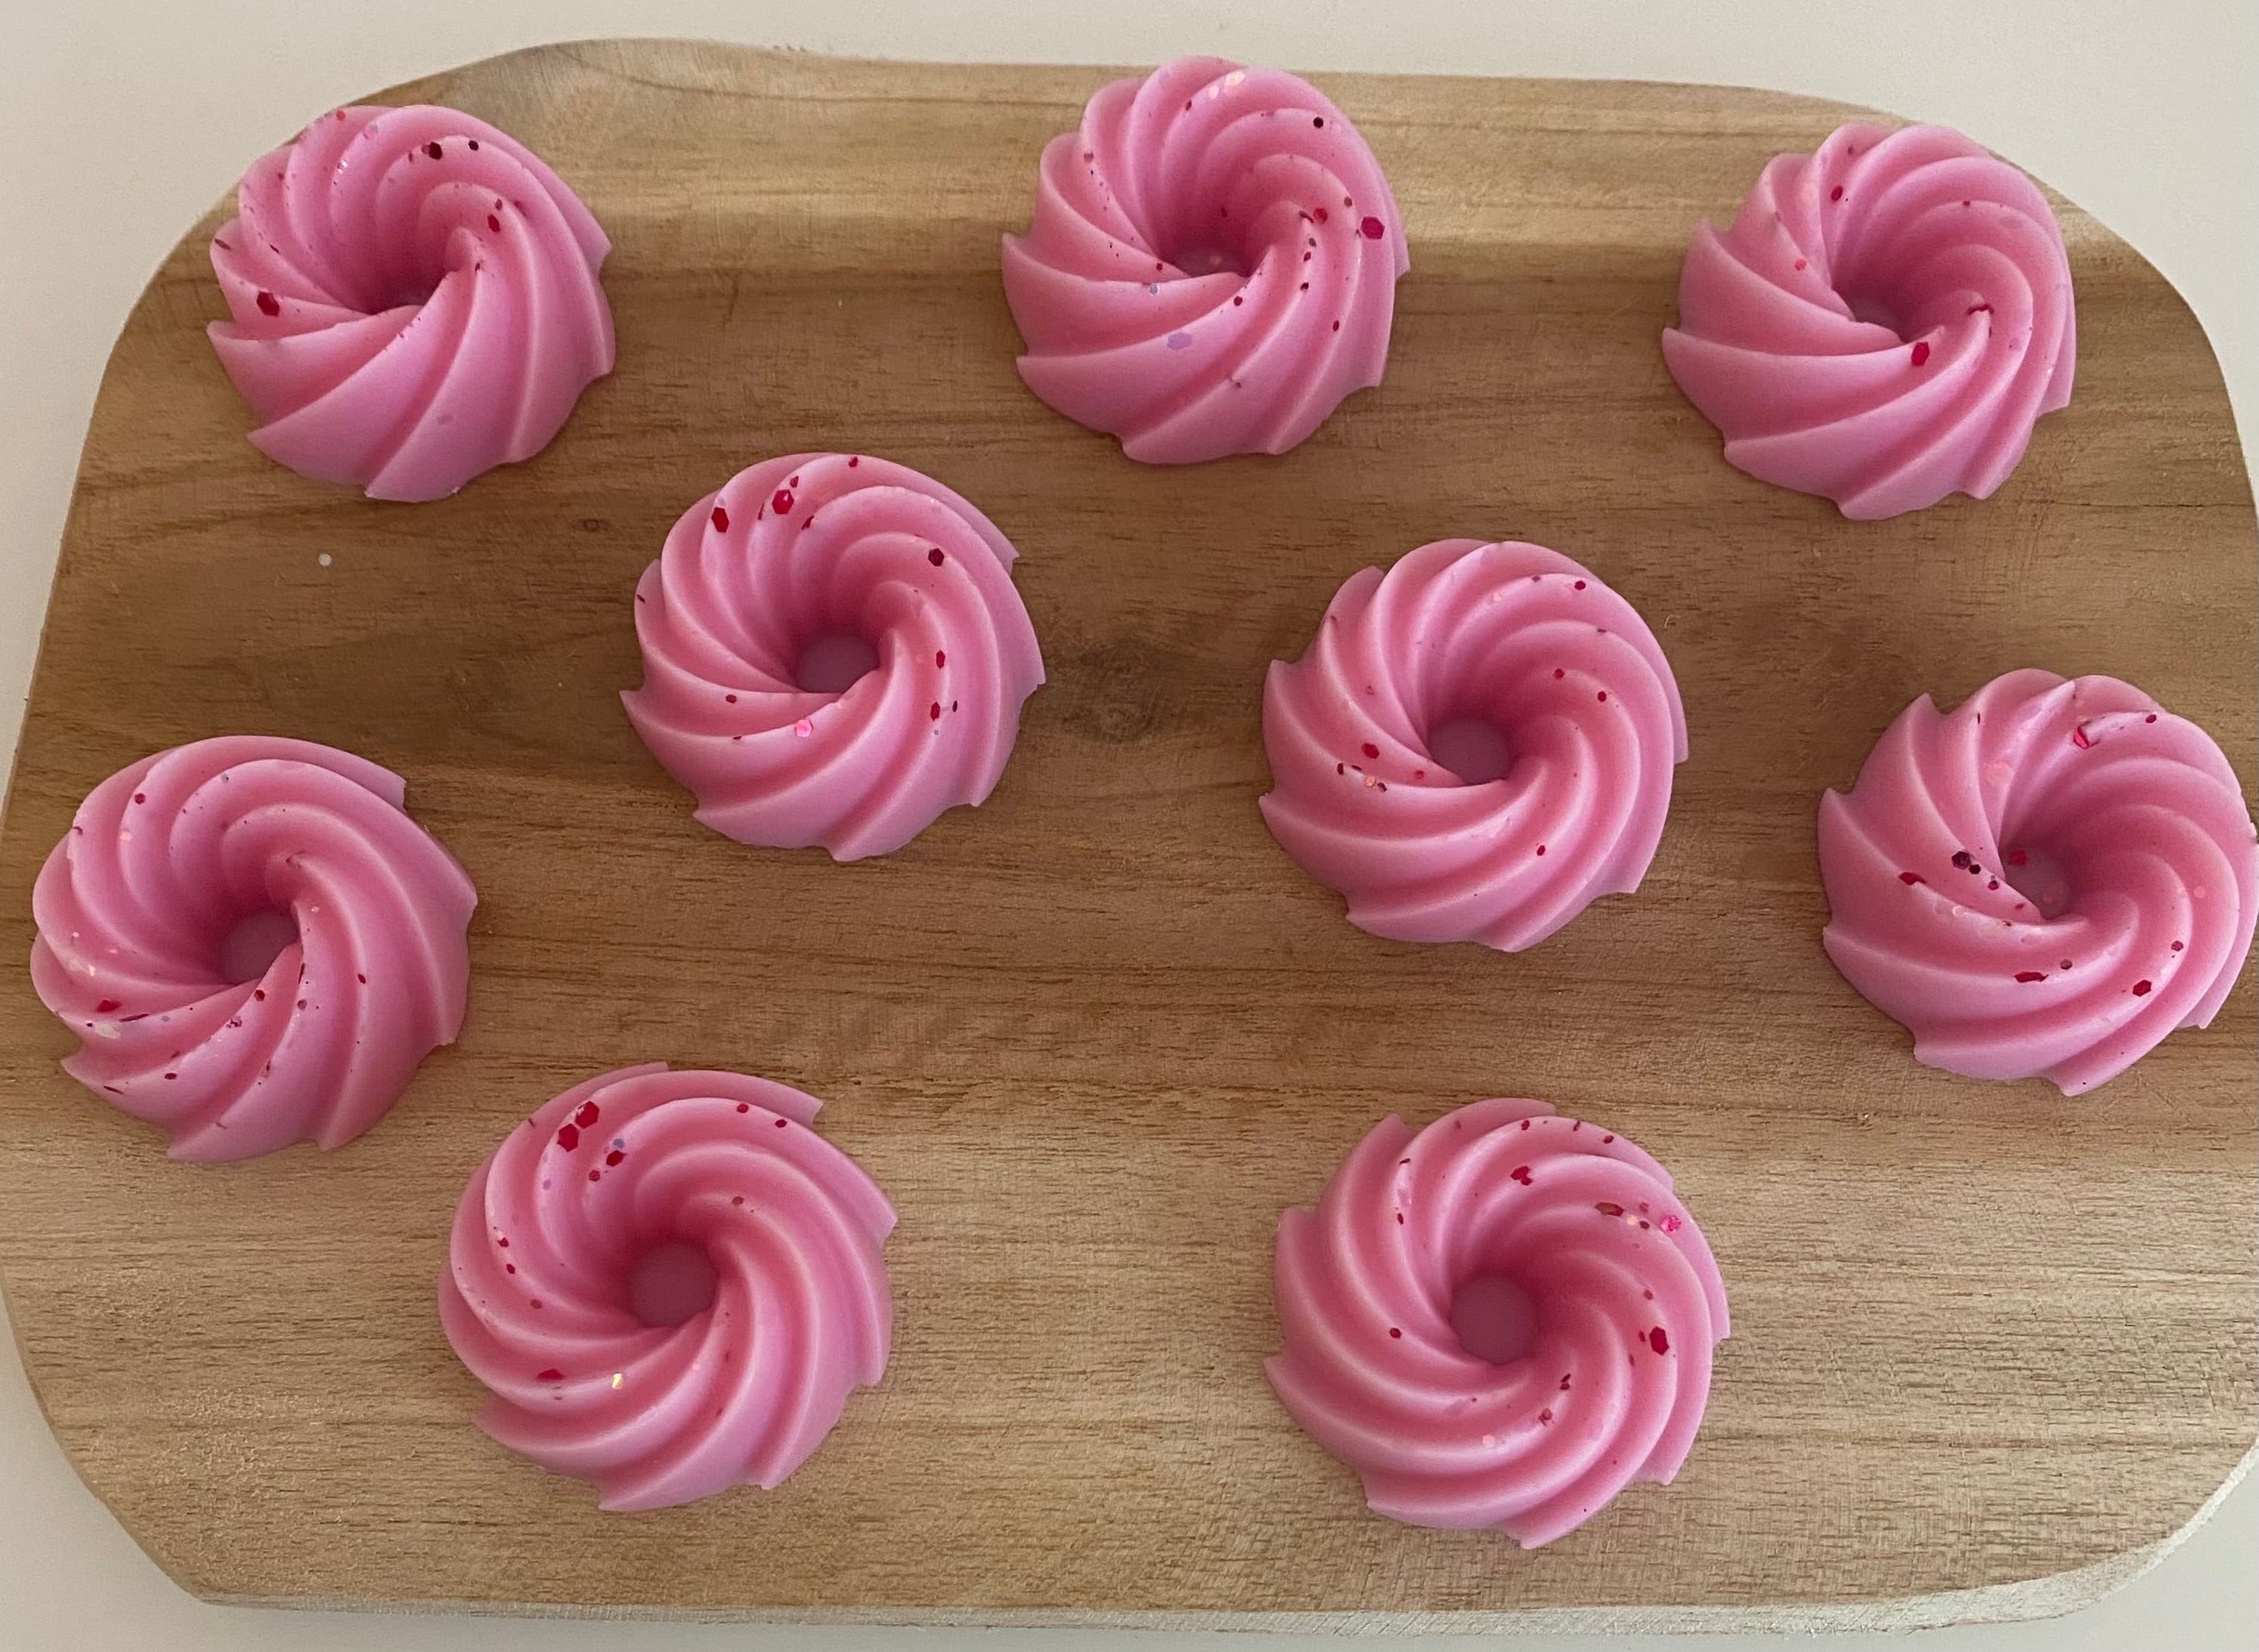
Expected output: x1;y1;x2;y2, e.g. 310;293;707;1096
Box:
1648;1326;1669;1355
95;998;121;1013
1536;844;1546;856
2172;941;2185;951
775;1117;788;1128
255;290;280;317
425;141;444;160
1659;1214;1682;1234
711;505;729;531
2131;979;2153;996
1539;1408;1554;1425
1900;871;1925;884
1793;258;1806;271
1574;579;1586;590
930;701;942;720
2145;713;2157;722
1601;1134;1614;1144
772;488;795;514
1910;341;1932;367
487;213;502;232
576;1101;600;1128
555;1123;580;1150
1597;691;1608;703
588;1169;602;1182
537;1368;564;1381
928;547;945;567
1509;1165;1533;1185
2007;848;2028;866
605;1149;624;1166
1388;1326;1403;1338
847;455;860;466
1830;184;1844;200
2014;970;2047;983
1314;207;1329;222
2071;724;2092;749
1360;216;1385;239
1361;742;1379;759
936;650;947;668
736;1103;750;1112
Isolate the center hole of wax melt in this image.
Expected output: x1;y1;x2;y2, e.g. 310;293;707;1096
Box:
1428;716;1515;786
627;1241;719;1329
217;908;299;984
1170;242;1250;279
1846;290;1905;337
794;634;881;696
1449;1274;1539;1366
2001;840;2075;920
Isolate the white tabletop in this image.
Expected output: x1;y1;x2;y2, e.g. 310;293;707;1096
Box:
3;3;2252;1647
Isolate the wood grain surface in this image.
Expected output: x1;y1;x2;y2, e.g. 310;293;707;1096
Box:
0;39;2253;1632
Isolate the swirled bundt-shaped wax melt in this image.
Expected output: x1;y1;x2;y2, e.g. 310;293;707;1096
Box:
29;737;475;1159
208;104;613;500
1662;122;2074;519
1001;55;1407;463
1818;670;2257;1094
1260;540;1687;951
1269;1100;1728;1547
439;1065;895;1511
622;453;1045;860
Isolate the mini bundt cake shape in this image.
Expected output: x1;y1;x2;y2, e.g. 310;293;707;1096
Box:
209;104;614;500
440;1064;895;1511
1269;1100;1729;1546
1260;540;1687;950
1818;670;2257;1094
1002;55;1408;463
1663;122;2075;519
29;736;475;1159
622;453;1045;861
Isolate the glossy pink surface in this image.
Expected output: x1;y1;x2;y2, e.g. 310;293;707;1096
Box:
29;737;475;1159
622;453;1044;861
209;104;613;501
1269;1100;1728;1547
1260;540;1687;951
1819;670;2257;1094
439;1064;895;1511
1001;56;1407;463
1663;122;2074;519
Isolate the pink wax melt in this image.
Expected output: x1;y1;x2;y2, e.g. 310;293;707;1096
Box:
439;1064;894;1511
1662;122;2074;519
1269;1100;1728;1547
1260;540;1687;950
622;453;1044;860
1819;670;2257;1094
29;737;475;1159
1001;56;1407;463
208;104;613;501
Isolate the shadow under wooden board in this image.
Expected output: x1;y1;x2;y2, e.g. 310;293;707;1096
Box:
0;36;2253;1633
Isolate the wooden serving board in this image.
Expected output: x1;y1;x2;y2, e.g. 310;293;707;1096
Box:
1;39;2252;1632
